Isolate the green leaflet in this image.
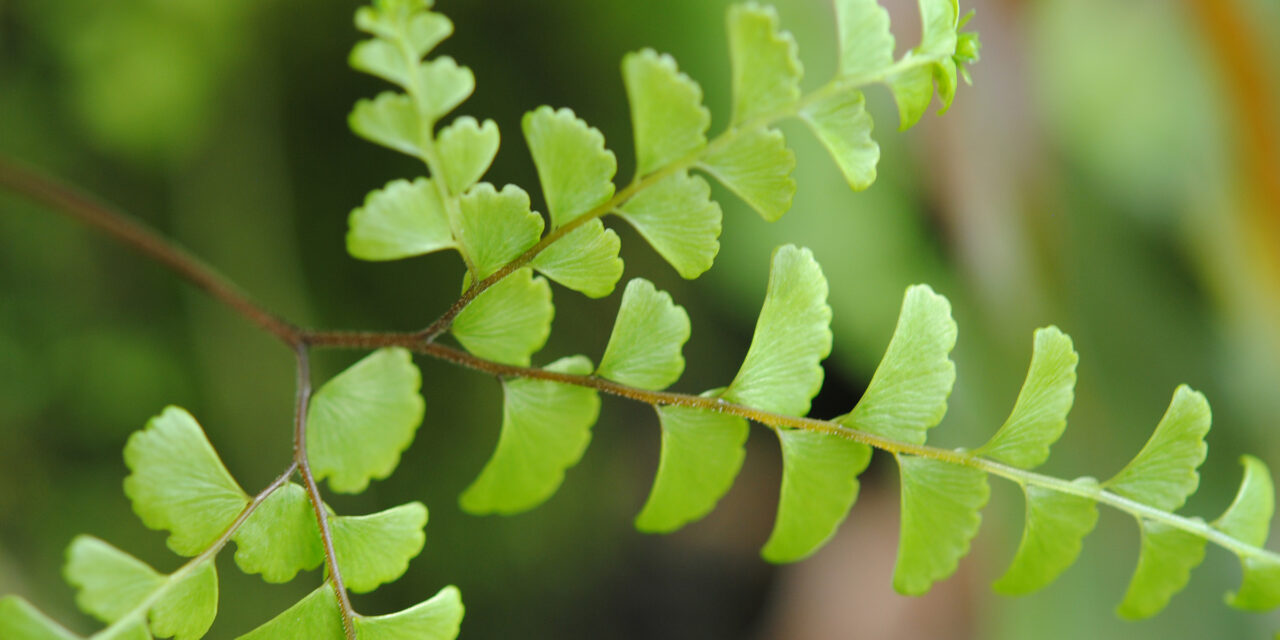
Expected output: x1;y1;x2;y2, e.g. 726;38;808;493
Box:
346;178;454;261
622;49;710;176
65;536;162;623
993;481;1099;595
459;356;601;515
723;245;831;416
232;483;323;583
1117;520;1208;619
1231;558;1280;612
333;502;428;593
726;3;802;125
94;621;149;640
0;596;80;640
150;561;219;640
531;218;624;298
894;455;989;595
888;0;965;128
411;57;475;125
238;585;344;640
839;285;957;445
614;171;722;279
349;92;424;158
1214;456;1280;610
1104;385;1211;511
354;585;464;640
699;127;796;222
451;267;553;367
522;106;617;228
63;537;219;640
834;0;894;78
916;0;961;59
307;347;426;494
456;183;544;280
436;116;499;195
354;1;452;56
350;39;414;88
887;66;934;131
634;404;749;533
597;279;691;390
761;429;871;563
123;406;249;556
974;327;1078;469
798;90;879;191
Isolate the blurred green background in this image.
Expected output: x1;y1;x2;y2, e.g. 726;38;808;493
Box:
3;0;1280;637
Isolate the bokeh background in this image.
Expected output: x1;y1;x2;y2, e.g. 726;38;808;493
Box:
3;0;1280;638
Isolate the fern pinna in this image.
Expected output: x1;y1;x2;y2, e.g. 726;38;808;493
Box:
0;0;1275;638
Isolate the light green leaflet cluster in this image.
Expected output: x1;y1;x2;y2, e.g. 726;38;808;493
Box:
344;0;980;372
339;0;1278;626
0;350;462;639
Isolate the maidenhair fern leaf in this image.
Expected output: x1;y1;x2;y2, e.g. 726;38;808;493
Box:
238;585;343;640
723;244;831;417
993;481;1099;595
522;106;617;228
761;429;871;563
699;127;796;222
1117;521;1208;619
614;171;722;279
354;585;464;640
349;92;423;159
333;502;429;593
64;536;162;624
96;620;150;640
307;347;425;494
123;406;249;556
150;561;219;640
839;285;957;445
350;39;415;89
451;267;553;366
436;116;500;195
0;596;80;640
622;49;710;176
346;178;454;261
1214;456;1280;610
456;183;544;280
975;327;1078;469
530;218;624;298
799;90;879;191
596;279;691;390
634;404;749;533
726;3;802;125
888;66;934;131
232;483;323;583
459;356;601;515
894;455;989;595
834;0;894;78
1104;385;1211;511
889;0;968;127
413;57;475;125
354;1;453;55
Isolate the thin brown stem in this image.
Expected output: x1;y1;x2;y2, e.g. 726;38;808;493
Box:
0;157;304;347
292;344;357;639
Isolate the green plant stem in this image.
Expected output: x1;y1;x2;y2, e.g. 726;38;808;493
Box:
89;462;299;638
292;344;358;640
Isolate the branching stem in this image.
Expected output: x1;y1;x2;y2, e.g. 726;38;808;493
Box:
2;45;1273;624
292;344;358;640
88;463;298;638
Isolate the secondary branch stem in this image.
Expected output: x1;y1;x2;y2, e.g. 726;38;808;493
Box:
292;344;358;639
